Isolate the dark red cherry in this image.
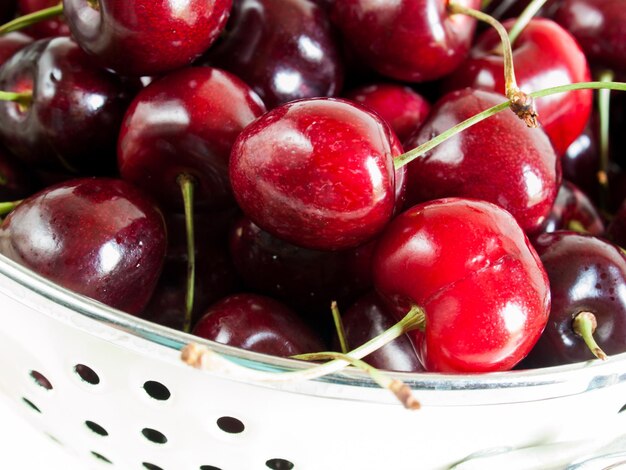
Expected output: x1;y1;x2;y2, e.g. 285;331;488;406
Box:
63;0;232;76
343;83;431;143
0;31;32;66
330;0;480;82
192;293;326;356
230;97;404;251
443;18;592;156
18;0;71;39
334;292;424;372
201;0;343;109
535;180;605;237
0;37;137;174
555;0;626;73
141;209;241;331
0;178;167;314
372;198;551;373
403;88;560;234
229;215;374;315
522;231;626;367
118;66;266;212
0;144;38;199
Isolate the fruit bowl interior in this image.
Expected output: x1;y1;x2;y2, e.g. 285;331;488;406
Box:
1;252;626;470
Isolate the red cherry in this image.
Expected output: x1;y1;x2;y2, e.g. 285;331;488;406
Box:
330;0;481;82
0;31;33;66
229;97;404;251
372;198;551;373
0;178;167;314
443;18;592;156
18;0;71;39
343;83;431;143
192;293;326;356
118;66;266;212
63;0;232;76
403;88;560;234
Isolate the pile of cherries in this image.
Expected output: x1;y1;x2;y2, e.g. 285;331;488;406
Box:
0;0;625;375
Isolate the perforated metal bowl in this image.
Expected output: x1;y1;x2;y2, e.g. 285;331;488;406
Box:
1;252;625;470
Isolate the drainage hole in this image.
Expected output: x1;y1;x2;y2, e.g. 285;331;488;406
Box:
85;420;108;436
200;466;222;470
22;397;41;413
142;428;168;444
91;451;112;464
143;463;164;470
216;416;245;434
74;364;100;385
266;458;295;470
143;381;171;401
619;403;626;413
29;370;53;390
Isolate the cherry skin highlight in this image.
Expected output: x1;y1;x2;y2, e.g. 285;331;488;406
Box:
372;198;551;373
229;97;404;251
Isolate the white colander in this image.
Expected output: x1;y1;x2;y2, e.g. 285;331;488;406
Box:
1;252;626;470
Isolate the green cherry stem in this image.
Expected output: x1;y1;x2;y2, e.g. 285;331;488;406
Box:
572;311;608;360
0;2;63;35
181;305;426;383
394;81;626;170
507;0;549;45
0;90;33;109
330;300;349;354
0;200;22;217
292;351;420;410
597;69;614;213
177;173;196;334
448;1;538;126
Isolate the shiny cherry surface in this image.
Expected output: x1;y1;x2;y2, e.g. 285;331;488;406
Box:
443;18;592;156
372;198;551;372
192;293;326;356
0;178;167;314
63;0;232;76
118;66;266;212
230;97;404;251
404;88;560;234
522;231;626;367
0;37;137;174
202;0;343;109
330;0;480;82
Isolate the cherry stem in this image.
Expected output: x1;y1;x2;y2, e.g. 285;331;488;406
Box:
0;2;63;35
177;173;196;334
597;69;614;214
0;90;32;109
292;351;420;410
180;304;425;383
330;300;349;354
0;200;21;217
507;0;548;45
572;311;608;360
394;80;626;170
567;219;587;233
448;1;539;126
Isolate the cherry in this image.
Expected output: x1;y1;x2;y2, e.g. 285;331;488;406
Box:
141;209;241;331
555;0;626;73
343;83;431;143
229;215;374;316
0;177;167;314
229;97;404;251
521;231;626;367
329;0;481;82
372;197;551;373
201;0;344;109
442;18;592;156
192;293;326;356
63;0;232;76
18;0;70;38
0;37;138;174
403;88;560;234
0;31;32;65
118;66;266;213
535;180;605;237
0;144;37;200
334;292;424;372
